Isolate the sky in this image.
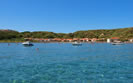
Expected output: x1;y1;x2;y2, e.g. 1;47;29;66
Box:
0;0;133;33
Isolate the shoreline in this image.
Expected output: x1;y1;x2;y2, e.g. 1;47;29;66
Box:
0;41;133;44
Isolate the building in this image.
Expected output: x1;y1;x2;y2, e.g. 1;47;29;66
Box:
91;38;98;42
106;37;120;43
129;39;133;42
111;37;120;42
107;39;111;43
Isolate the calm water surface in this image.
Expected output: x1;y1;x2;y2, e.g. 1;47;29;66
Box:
0;43;133;83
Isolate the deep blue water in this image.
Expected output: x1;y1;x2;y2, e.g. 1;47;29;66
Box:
0;43;133;83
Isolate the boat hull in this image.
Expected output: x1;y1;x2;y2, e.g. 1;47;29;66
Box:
72;44;82;46
111;43;123;45
23;44;34;46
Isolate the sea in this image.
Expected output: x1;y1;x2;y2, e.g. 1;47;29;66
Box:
0;43;133;83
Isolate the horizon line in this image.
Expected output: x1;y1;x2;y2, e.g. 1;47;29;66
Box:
0;27;133;33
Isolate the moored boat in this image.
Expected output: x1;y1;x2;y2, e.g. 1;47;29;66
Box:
72;42;82;46
22;41;34;46
111;41;123;45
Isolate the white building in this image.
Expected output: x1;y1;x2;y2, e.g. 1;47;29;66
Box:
129;39;133;42
107;39;111;43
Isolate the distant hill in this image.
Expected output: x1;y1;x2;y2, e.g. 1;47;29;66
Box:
0;27;133;40
73;27;133;39
0;29;17;32
0;30;19;40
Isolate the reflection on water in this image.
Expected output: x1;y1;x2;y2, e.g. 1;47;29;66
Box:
0;43;133;83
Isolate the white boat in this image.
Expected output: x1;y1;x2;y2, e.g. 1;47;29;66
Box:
111;41;123;45
72;42;82;46
22;41;34;46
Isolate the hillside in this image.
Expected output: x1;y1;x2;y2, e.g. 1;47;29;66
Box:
0;27;133;41
73;27;133;39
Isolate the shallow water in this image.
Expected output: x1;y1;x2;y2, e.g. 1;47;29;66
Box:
0;43;133;83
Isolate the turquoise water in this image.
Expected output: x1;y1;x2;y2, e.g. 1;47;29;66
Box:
0;43;133;83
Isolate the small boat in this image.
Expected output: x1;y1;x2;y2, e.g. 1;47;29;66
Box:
72;42;82;46
111;41;123;45
22;41;34;46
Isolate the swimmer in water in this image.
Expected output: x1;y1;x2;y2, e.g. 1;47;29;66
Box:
36;48;39;50
8;43;10;46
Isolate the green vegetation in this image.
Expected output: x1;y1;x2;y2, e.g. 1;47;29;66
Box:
0;27;133;42
74;28;133;39
0;30;20;40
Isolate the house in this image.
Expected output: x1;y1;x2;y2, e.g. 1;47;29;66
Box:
43;39;51;42
91;38;98;42
66;39;73;42
111;37;120;42
73;38;79;41
107;39;111;43
129;39;133;42
52;38;62;42
106;37;120;43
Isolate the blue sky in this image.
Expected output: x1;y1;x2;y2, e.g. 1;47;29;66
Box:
0;0;133;33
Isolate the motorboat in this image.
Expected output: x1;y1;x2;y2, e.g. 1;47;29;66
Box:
22;41;34;46
111;41;123;45
72;42;82;46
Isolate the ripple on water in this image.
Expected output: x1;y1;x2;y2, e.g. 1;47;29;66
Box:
0;43;133;83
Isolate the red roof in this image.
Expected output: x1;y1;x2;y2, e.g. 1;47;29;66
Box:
111;37;120;40
66;39;73;40
53;38;62;40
